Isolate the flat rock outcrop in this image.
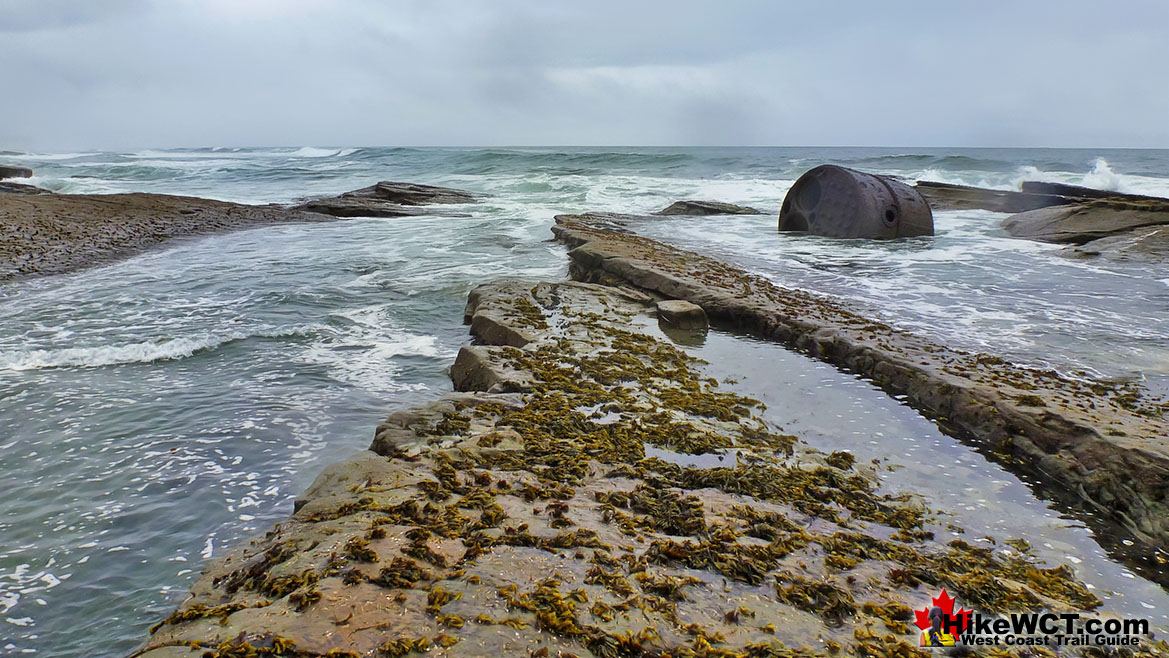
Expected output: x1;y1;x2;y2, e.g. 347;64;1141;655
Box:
1020;181;1169;204
1067;225;1169;260
552;214;1169;571
654;200;762;216
655;299;707;330
913;181;1068;213
915;180;1169;215
0;193;327;282
0;164;33;179
295;197;433;218
0;181;51;195
294;181;481;218
134;280;1112;658
1003;198;1169;244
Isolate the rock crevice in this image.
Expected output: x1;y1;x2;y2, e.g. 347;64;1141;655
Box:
552;214;1169;567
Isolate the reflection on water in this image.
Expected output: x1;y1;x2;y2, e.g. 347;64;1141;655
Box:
636;209;1169;397
677;329;1169;632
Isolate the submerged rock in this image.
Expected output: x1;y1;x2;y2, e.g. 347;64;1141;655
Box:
343;181;482;205
1003;198;1169;244
654;200;762;216
0;165;33;179
780;165;933;238
294;197;432;218
294;181;481;218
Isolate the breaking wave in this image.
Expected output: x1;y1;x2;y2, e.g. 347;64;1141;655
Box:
0;326;315;370
1081;158;1123;191
288;147;359;158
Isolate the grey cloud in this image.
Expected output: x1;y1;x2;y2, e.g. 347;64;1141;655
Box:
0;0;1165;149
0;0;145;33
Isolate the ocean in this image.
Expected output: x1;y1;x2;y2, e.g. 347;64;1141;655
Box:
1;146;1167;656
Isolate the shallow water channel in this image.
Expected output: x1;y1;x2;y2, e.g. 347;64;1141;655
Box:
660;325;1168;632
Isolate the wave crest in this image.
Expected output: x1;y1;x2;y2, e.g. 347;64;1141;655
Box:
0;326;314;371
289;147;359;158
1082;158;1123;191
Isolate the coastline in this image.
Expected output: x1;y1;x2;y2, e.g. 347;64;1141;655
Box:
0;193;328;283
126;213;1169;656
4;180;1166;655
132;278;1130;657
0;182;477;283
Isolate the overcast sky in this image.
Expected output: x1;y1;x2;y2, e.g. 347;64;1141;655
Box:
1;0;1166;150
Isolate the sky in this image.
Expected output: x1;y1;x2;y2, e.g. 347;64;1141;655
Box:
1;0;1167;150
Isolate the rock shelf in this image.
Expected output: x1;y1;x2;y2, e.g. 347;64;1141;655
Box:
132;277;1161;657
551;214;1169;570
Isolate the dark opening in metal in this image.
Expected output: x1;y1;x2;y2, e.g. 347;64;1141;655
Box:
799;177;821;209
782;213;808;231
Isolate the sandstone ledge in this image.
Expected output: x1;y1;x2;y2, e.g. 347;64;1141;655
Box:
0;182;481;283
551;215;1169;570
132;280;1132;658
654;201;763;216
292;182;482;219
0;193;328;282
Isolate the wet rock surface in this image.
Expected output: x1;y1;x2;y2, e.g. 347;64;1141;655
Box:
0;193;328;282
0;164;33;179
553;214;1169;571
915;181;1169;215
293;181;481;218
1003;198;1169;244
134;279;1135;658
294;197;434;218
0;180;51;195
1019;181;1169;204
1067;225;1169;260
655;201;763;216
913;181;1068;213
913;180;1169;258
655;299;708;331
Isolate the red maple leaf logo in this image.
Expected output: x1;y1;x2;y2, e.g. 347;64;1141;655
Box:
914;589;971;633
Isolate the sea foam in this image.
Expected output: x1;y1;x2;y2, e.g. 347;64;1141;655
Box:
1081;158;1123;191
0;326;313;371
289;147;358;158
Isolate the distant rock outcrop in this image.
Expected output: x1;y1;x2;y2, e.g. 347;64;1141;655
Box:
654;200;762;216
1;193;327;281
914;180;1067;213
0;165;33;179
294;181;481;218
1020;180;1169;203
